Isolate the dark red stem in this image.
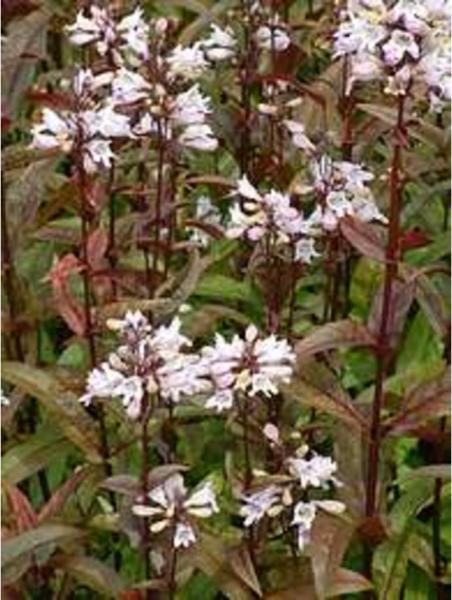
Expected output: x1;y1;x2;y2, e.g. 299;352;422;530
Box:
365;95;406;519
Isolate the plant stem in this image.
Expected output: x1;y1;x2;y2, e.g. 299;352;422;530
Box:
140;390;152;597
152;119;166;295
168;543;178;600
365;95;406;520
240;0;253;174
76;149;120;568
107;162;118;300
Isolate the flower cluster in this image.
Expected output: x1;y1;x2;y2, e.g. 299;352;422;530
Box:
31;8;227;167
30;70;131;172
66;6;150;65
80;311;210;418
227;176;321;264
240;442;344;551
333;0;451;110
301;155;387;232
201;324;295;411
133;473;219;548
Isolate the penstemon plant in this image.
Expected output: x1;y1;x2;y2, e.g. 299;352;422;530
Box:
1;0;450;598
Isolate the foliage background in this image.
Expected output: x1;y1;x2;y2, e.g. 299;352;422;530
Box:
1;0;450;598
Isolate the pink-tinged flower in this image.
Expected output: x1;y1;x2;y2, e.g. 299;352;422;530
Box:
201;325;295;411
80;312;211;417
382;30;420;66
240;485;284;526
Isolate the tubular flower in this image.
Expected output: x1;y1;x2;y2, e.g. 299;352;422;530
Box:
79;311;210;418
132;474;219;548
227;176;320;263
333;0;451;110
66;6;150;64
201;324;295;412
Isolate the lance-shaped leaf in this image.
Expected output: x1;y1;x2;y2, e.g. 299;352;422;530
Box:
281;377;368;431
38;467;89;523
51;555;126;598
340;216;386;262
48;253;86;336
3;481;38;534
295;319;377;361
310;511;355;599
368;280;415;350
1;362;103;462
2;9;50;118
384;368;450;435
372;480;435;599
1;525;85;576
1;426;71;485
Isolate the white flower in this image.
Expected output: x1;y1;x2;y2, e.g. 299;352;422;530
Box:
174;522;196;548
172;84;212;126
66;7;115;52
117;7;150;60
201;24;236;61
333;14;386;57
94;105;133;138
294;238;320;264
189;196;223;247
284;120;316;154
66;6;149;63
288;453;341;489
167;44;208;80
79;363;143;412
111;68;152;105
205;388;235;412
202;325;295;411
240;485;283;527
133;474;219;548
80;312;211;414
256;23;291;51
178;124;218;151
291;501;317;551
30;108;74;152
84;139;115;173
382;29;420;66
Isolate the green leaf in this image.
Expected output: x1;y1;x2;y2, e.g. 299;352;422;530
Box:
2;426;72;485
373;480;435;599
52;555;126;598
401;465;451;482
2;362;102;462
194;274;258;306
1;525;84;574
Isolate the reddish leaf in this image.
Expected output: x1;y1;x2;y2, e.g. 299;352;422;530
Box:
340;216;386;262
384;368;450;435
3;482;38;534
38;467;88;523
367;280;415;349
295;319;377;360
400;228;431;251
49;254;86;336
87;228;108;268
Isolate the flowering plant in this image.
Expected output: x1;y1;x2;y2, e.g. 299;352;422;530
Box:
1;0;450;598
